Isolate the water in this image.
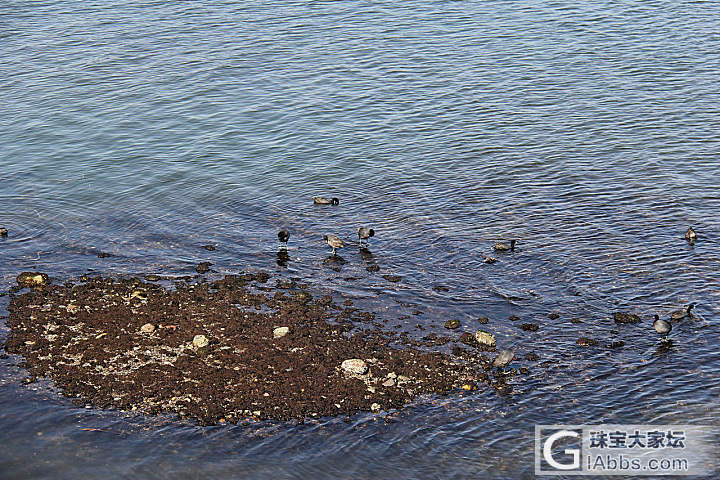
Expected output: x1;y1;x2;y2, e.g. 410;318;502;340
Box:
2;1;719;478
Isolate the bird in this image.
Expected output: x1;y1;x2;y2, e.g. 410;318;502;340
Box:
313;197;339;206
357;227;375;246
322;234;344;255
0;227;7;237
653;314;672;341
492;349;515;374
685;227;697;243
493;239;516;252
670;303;695;321
277;230;290;250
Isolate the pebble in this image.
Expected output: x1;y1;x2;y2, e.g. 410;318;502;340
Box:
382;274;402;283
548;312;560;320
477;317;489;324
140;323;155;334
192;335;209;348
341;359;368;375
382;378;396;387
273;326;289;339
474;330;496;347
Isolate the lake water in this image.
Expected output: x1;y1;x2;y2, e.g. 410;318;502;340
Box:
1;1;719;478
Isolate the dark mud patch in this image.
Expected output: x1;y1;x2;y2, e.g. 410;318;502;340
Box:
4;273;496;425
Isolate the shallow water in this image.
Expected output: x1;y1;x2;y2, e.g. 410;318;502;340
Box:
1;1;719;478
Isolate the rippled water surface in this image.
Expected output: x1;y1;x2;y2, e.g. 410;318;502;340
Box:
2;1;719;478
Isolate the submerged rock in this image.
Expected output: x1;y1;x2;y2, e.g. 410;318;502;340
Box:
444;319;461;329
576;337;598;346
614;312;641;324
196;262;212;274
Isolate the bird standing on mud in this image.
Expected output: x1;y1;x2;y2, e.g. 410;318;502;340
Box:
357;227;375;246
322;234;344;255
278;230;290;250
313;197;339;206
492;349;515;374
493;239;516;252
653;314;672;342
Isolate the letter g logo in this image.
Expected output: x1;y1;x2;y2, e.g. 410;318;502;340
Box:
543;430;580;470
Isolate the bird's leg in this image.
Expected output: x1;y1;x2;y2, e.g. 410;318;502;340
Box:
332;247;336;256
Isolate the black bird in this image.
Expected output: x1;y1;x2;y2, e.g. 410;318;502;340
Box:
493;239;517;252
670;303;695;321
357;227;375;246
685;227;697;243
313;197;339;206
492;349;515;374
653;314;672;341
322;234;344;255
278;230;290;250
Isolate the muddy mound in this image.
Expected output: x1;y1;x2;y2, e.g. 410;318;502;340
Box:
4;273;496;424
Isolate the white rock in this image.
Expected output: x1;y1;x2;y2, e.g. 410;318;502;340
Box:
273;326;290;339
371;403;381;413
140;323;155;333
341;359;368;375
192;334;209;348
475;330;496;347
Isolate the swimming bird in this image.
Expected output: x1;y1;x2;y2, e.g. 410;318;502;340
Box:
313;197;339;206
685;227;697;242
670;303;695;321
492;349;515;374
493;239;516;252
278;230;290;250
0;227;7;237
357;227;375;246
653;314;672;341
322;234;344;255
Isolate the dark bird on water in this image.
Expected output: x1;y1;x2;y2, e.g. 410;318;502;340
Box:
670;303;695;321
278;230;290;250
314;197;339;206
322;234;344;255
685;227;697;242
493;239;516;252
653;314;672;341
357;227;375;245
0;227;7;237
492;349;515;373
